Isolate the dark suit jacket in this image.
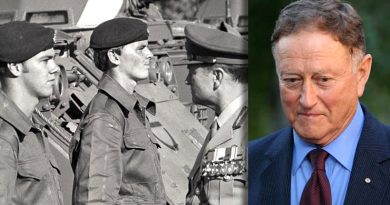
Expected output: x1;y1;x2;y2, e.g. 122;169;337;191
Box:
249;106;390;205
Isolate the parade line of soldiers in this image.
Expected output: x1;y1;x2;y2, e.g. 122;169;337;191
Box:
0;17;247;204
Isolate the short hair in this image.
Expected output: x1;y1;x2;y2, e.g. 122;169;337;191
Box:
271;0;365;54
0;61;7;76
92;47;122;72
206;63;247;84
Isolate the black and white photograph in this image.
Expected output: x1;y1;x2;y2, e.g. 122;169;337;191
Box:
0;0;248;204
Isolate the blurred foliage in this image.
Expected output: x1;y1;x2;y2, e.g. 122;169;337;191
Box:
249;0;390;140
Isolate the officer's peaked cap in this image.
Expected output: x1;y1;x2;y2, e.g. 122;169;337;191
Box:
185;23;248;65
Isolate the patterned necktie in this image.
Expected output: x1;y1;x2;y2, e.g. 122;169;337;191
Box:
300;149;332;205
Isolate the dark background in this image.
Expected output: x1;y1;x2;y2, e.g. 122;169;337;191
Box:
248;0;390;140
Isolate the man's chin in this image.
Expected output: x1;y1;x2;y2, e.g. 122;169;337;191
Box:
38;88;54;99
192;97;205;106
133;75;149;82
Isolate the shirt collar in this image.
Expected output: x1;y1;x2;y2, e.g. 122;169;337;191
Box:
292;103;364;174
98;74;139;111
98;74;156;115
0;90;33;135
216;91;248;128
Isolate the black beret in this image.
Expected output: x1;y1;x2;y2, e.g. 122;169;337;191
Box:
185;24;248;65
0;21;54;63
90;18;149;50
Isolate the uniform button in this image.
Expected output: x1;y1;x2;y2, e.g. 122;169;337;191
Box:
195;188;200;195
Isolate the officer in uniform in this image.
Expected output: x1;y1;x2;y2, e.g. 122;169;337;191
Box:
69;18;167;204
185;24;248;205
0;21;62;204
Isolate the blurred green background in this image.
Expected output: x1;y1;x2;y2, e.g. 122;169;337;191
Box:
248;0;390;140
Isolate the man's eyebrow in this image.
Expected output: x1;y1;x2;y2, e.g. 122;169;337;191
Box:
39;54;55;60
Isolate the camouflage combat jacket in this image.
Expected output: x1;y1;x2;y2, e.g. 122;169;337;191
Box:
0;90;63;205
69;74;166;205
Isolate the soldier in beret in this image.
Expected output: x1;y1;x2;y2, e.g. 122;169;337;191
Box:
184;23;248;205
0;21;62;204
69;18;167;204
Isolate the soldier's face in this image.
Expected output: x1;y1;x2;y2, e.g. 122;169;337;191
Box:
20;48;59;99
186;64;214;105
273;30;372;146
118;40;153;82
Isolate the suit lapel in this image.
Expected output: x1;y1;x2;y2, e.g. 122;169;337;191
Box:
258;128;294;205
206;106;244;150
189;131;212;179
344;109;390;205
206;121;233;150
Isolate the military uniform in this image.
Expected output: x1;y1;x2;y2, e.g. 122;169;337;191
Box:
0;21;62;205
0;90;63;205
69;74;166;204
185;24;248;205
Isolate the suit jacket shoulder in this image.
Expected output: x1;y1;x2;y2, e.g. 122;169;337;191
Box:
344;107;390;205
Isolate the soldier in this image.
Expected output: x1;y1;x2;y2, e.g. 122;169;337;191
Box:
69;18;167;204
0;21;62;204
185;24;248;205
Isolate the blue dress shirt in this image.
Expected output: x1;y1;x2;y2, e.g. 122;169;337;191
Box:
291;103;364;205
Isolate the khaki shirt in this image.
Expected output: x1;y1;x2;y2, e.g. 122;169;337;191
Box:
186;93;248;205
70;74;166;204
0;90;63;205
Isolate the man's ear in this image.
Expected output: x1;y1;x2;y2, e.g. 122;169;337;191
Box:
7;63;23;77
212;67;224;90
356;54;372;97
107;49;120;66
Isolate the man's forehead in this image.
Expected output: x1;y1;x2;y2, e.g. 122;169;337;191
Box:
274;31;350;57
188;63;208;70
137;40;148;45
33;48;55;59
128;40;148;47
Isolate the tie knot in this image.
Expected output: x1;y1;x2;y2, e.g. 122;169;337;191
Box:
210;118;219;131
209;119;219;139
309;149;328;171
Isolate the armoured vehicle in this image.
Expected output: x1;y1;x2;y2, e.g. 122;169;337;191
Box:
196;0;248;36
0;0;246;204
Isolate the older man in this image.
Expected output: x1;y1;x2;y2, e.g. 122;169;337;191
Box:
249;0;390;205
69;18;166;204
0;21;61;204
185;23;248;205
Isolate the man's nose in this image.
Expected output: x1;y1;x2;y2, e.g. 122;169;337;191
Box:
50;60;60;74
185;73;191;85
299;81;317;108
144;47;153;59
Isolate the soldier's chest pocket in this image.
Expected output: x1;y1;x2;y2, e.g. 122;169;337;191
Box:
17;156;60;181
123;127;158;150
122;127;160;183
